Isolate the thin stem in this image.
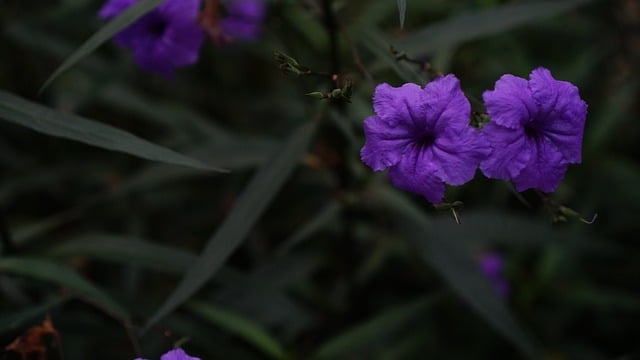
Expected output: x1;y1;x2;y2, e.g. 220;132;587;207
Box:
321;0;340;81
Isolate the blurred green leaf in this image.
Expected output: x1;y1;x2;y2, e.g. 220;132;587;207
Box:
96;84;232;141
585;80;638;156
144;121;317;331
397;0;407;29
0;90;223;171
360;29;425;84
313;295;440;359
40;0;164;91
116;137;278;193
427;210;555;248
187;300;287;360
0;296;67;332
398;0;592;56
46;234;197;274
0;257;128;318
277;201;341;255
371;186;540;359
562;285;640;311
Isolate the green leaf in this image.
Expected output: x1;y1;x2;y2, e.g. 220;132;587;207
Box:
585;80;638;155
0;257;128;318
0;90;224;171
46;234;197;274
398;0;592;56
0;296;67;332
313;295;440;359
144;121;317;331
359;29;425;84
397;0;407;29
187;300;287;360
370;186;540;359
116;137;278;194
276;201;341;255
40;0;164;91
96;84;233;141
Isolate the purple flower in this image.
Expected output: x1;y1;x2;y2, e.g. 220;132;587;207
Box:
134;347;200;360
479;252;510;297
360;75;488;203
480;67;588;192
99;0;205;77
220;0;266;40
161;348;200;360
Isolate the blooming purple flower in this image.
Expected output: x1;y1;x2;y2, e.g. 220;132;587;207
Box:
134;347;200;360
220;0;266;40
360;75;488;203
99;0;205;77
480;67;588;192
479;252;510;297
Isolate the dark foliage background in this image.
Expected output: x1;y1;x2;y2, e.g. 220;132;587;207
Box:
1;0;639;359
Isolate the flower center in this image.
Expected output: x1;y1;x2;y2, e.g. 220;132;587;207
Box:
148;18;168;37
524;122;541;139
415;133;436;149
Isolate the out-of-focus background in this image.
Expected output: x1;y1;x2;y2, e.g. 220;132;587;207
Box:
1;0;639;359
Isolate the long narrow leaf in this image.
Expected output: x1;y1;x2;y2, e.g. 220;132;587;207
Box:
397;0;407;29
314;295;440;359
398;0;592;56
277;201;341;255
0;90;223;171
40;0;164;91
46;234;197;274
0;296;67;332
0;257;128;318
371;186;540;359
144;121;317;330
187;300;287;360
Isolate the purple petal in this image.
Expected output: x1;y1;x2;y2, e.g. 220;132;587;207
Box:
511;136;569;192
483;74;538;129
479;253;504;276
420;74;471;132
479;122;531;180
429;127;488;185
99;0;136;19
360;115;413;171
158;0;201;21
493;278;510;297
100;0;203;76
479;252;510;297
529;67;587;163
372;83;425;127
221;18;262;40
227;0;266;20
161;348;201;360
387;145;446;203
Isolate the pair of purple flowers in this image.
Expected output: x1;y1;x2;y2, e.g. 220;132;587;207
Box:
361;68;588;203
135;347;199;360
99;0;266;76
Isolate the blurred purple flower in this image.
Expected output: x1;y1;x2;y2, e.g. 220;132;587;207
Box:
360;75;488;203
134;347;200;360
480;67;588;192
161;348;200;360
99;0;205;77
479;252;510;297
220;0;266;40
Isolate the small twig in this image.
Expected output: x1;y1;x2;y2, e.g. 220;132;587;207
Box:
390;46;442;79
